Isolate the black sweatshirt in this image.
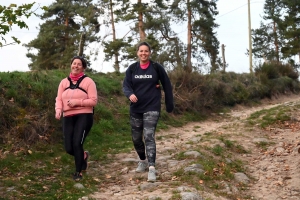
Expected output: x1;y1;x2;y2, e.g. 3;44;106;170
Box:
122;61;174;114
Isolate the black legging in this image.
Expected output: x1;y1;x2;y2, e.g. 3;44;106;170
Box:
130;111;160;167
63;113;93;173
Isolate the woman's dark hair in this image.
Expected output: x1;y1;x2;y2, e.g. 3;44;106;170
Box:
137;41;151;52
70;56;87;69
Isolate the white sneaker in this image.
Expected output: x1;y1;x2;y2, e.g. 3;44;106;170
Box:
147;168;156;182
135;161;147;173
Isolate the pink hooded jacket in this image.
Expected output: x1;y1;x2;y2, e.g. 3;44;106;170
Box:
55;77;97;117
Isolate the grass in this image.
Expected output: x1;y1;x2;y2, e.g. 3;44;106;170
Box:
170;190;181;200
0;70;206;199
0;143;98;199
212;145;224;156
246;105;292;128
255;141;271;151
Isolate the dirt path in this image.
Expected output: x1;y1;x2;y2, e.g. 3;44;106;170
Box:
86;94;300;200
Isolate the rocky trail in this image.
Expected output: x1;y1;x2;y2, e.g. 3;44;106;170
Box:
81;94;300;200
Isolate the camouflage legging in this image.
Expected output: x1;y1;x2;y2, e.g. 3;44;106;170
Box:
130;111;160;167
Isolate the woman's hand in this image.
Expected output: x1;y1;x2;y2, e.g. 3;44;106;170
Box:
129;94;138;103
67;99;81;107
55;110;62;120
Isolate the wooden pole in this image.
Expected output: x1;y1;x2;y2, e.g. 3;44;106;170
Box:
248;0;253;73
222;44;226;72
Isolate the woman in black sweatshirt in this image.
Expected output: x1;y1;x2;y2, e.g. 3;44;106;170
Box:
123;41;174;182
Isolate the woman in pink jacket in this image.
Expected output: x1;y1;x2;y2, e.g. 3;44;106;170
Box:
55;56;97;181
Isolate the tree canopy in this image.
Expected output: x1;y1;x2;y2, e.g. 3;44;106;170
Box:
21;0;300;72
25;0;100;70
252;0;300;67
0;3;46;47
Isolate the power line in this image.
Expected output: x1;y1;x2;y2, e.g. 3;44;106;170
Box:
7;30;38;33
216;1;264;19
172;1;265;35
9;1;265;35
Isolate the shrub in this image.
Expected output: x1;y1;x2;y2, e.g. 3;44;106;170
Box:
255;61;299;80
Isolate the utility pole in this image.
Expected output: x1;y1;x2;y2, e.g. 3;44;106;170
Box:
221;44;226;72
248;0;253;73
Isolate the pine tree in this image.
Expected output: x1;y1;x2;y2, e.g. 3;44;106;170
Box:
140;2;185;70
99;0;129;73
280;0;300;62
112;0;171;67
103;0;219;73
252;0;283;62
25;0;100;70
170;0;220;73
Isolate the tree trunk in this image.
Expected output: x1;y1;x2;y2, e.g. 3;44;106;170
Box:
138;0;146;41
63;14;69;69
110;0;119;73
78;33;85;57
272;21;279;62
186;0;192;73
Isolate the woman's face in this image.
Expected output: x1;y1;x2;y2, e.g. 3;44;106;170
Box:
137;45;151;64
71;59;84;75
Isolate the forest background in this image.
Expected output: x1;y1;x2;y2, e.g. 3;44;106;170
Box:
2;0;300;74
1;0;300;199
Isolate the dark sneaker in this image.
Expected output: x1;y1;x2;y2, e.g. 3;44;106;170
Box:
73;172;82;181
82;151;90;171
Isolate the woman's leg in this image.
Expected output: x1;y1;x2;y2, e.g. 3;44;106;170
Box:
130;112;146;160
63;116;75;156
72;114;93;173
143;111;160;167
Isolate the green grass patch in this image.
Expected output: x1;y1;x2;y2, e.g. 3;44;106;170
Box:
0;144;98;199
212;145;224;156
247;105;292;128
255;141;272;151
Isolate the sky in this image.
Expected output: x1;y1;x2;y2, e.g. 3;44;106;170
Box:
0;0;265;73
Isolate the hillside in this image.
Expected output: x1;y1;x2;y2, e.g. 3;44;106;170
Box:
0;68;300;199
86;94;300;200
